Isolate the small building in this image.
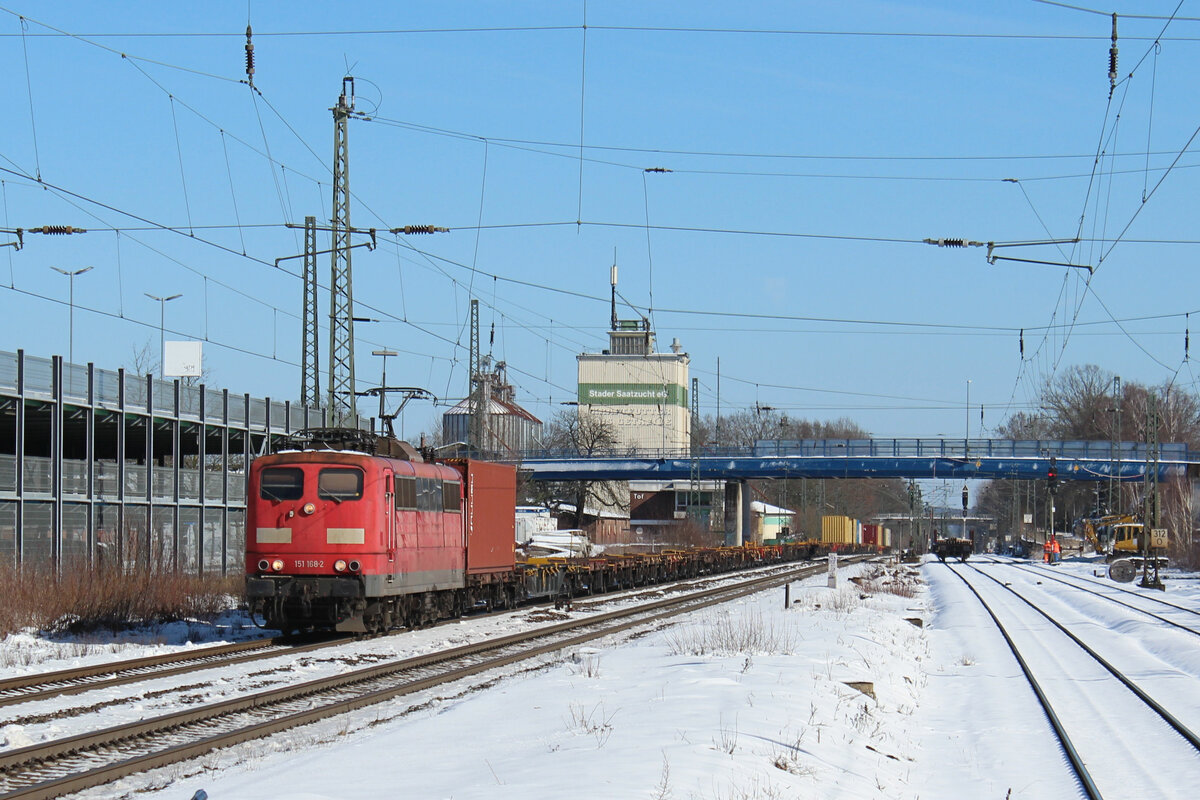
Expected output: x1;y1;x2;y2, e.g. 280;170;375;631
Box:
629;480;720;543
549;502;630;547
751;501;795;543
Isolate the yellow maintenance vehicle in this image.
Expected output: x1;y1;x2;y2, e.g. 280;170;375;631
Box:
1073;514;1168;582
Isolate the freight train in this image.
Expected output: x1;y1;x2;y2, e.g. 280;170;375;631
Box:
245;429;872;634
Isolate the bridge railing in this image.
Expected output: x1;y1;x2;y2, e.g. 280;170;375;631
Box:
510;438;1196;463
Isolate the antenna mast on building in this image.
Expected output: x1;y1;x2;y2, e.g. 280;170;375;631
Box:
610;253;618;332
328;77;358;424
301;215;320;407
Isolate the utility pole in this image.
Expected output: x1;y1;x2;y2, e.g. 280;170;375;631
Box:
301;215;320;408
50;265;92;369
688;376;701;518
327;77;358;425
145;292;182;378
372;349;397;428
1112;375;1121;512
1142;394;1164;589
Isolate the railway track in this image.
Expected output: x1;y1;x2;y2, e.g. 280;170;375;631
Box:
0;557;854;800
0;636;348;710
0;560;826;719
994;559;1200;635
944;561;1200;799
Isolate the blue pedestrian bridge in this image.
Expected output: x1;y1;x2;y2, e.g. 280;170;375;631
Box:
510;438;1197;482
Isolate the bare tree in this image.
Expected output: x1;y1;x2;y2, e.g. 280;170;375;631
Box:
530;410;627;528
128;341;158;377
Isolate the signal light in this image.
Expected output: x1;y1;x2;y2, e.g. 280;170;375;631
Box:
1047;457;1058;494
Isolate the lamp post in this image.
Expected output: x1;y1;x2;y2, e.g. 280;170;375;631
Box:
371;349;397;430
144;292;182;378
50;266;92;367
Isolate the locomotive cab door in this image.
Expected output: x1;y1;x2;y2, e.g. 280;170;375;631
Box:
384;471;396;580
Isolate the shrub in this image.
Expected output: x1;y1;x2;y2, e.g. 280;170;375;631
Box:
0;564;242;637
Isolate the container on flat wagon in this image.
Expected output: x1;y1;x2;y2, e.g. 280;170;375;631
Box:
862;524;878;546
445;459;516;575
855;519;863;545
821;515;854;545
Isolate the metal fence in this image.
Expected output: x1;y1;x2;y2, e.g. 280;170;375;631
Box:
0;349;341;573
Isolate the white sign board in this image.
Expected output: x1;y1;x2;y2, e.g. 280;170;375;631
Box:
164;341;202;378
1023;513;1033;524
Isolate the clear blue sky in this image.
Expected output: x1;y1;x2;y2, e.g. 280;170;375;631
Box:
2;1;1198;442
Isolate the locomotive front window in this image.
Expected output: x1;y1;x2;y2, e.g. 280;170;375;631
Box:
318;468;364;501
260;467;304;501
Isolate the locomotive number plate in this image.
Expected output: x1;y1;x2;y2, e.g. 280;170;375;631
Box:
295;560;325;569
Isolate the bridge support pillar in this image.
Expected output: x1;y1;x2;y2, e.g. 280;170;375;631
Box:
723;480;753;546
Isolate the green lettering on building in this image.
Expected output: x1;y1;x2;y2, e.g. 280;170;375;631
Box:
577;383;688;407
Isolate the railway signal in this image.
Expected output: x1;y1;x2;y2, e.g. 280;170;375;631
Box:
1048;457;1058;495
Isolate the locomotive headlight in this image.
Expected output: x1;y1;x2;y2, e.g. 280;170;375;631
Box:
348;560;361;573
271;559;284;572
302;502;316;515
334;559;347;572
257;559;270;572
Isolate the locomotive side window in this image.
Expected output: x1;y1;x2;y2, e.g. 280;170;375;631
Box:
318;468;363;501
260;467;303;501
395;476;416;509
442;480;461;512
416;477;444;512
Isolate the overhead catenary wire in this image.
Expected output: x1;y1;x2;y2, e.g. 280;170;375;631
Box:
8;7;1200;429
18;15;41;182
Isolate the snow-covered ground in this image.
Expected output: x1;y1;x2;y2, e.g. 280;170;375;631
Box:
2;556;1198;799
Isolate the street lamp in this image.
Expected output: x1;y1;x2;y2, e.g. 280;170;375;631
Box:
144;292;182;378
371;349;397;427
50;266;92;367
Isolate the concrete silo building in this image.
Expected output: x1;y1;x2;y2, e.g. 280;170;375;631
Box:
442;360;542;456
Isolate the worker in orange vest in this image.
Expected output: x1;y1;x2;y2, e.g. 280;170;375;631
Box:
1043;538;1052;563
1051;535;1061;564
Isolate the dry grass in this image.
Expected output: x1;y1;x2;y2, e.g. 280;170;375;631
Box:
854;564;921;598
0;564;242;637
665;610;796;657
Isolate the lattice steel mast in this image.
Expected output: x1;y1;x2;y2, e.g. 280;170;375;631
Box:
328;78;358;424
301;215;320;407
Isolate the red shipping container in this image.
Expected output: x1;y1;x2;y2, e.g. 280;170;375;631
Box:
862;524;878;546
447;459;516;575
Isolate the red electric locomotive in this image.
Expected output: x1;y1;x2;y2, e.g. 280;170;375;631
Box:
246;429;516;633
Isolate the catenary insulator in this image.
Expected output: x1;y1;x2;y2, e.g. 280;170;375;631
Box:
31;225;86;235
1108;14;1118;91
1019;329;1024;359
393;225;449;235
245;25;255;85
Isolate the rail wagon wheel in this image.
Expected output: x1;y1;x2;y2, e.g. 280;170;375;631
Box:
1108;558;1136;583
